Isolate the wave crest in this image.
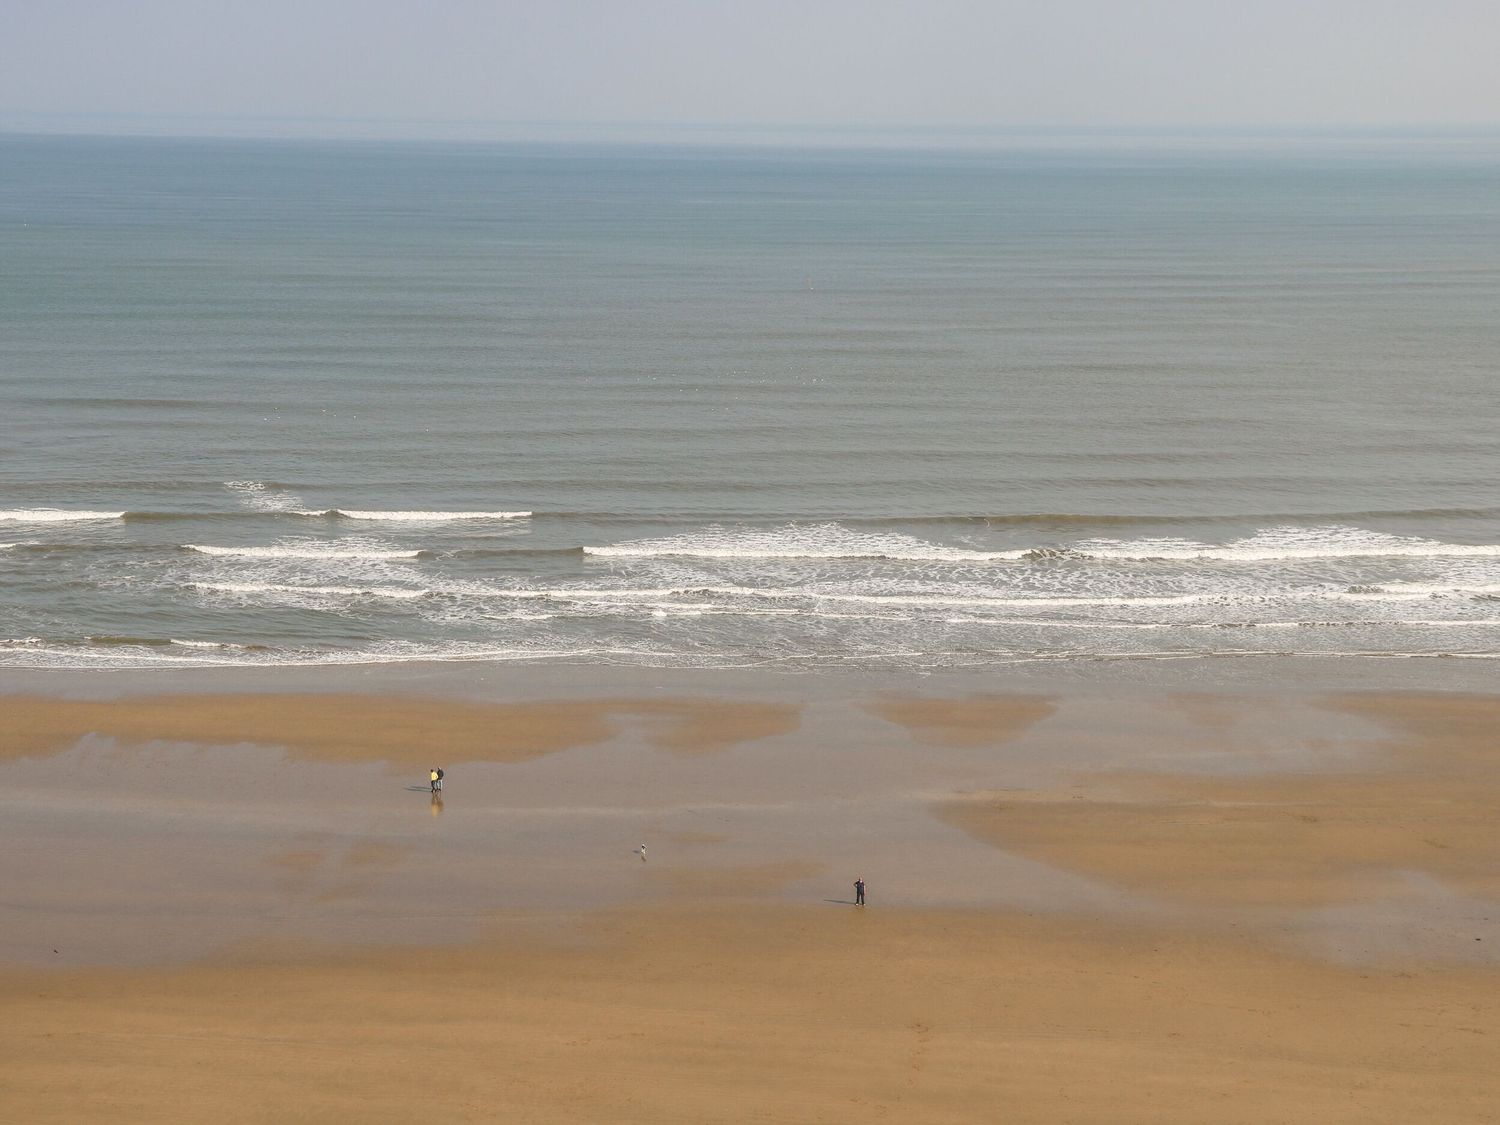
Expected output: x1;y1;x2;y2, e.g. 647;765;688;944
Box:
184;544;422;560
296;509;531;522
0;509;124;523
224;480;306;513
190;581;427;599
584;524;1500;565
1074;526;1500;562
585;524;1027;563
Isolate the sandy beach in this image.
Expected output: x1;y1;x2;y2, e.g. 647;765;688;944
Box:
3;666;1498;1121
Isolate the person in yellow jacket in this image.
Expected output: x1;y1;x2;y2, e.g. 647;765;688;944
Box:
429;768;441;794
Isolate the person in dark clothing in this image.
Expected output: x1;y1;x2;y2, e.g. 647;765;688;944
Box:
854;877;866;906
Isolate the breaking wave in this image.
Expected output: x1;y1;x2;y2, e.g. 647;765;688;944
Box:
1072;527;1500;561
295;509;532;521
584;524;1500;564
0;509;125;523
190;581;427;600
584;525;1027;562
224;480;306;513
184;544;423;560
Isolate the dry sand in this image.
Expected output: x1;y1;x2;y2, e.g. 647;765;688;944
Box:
4;904;1498;1123
2;682;1498;1122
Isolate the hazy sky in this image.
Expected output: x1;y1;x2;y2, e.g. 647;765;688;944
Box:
3;0;1498;139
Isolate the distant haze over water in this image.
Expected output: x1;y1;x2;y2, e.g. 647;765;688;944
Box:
2;133;1498;671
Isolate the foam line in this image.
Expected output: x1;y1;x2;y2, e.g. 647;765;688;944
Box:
586;524;1500;564
184;544;422;560
458;585;1220;608
191;582;427;599
1079;543;1500;561
583;545;1029;562
298;509;532;521
0;509;125;522
169;639;269;650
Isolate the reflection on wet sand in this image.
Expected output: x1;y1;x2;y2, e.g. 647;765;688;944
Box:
2;682;1500;1122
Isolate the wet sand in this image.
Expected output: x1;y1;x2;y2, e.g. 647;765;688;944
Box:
941;694;1500;909
2;673;1499;1121
0;691;802;766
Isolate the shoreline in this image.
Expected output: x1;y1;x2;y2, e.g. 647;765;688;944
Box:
9;648;1500;703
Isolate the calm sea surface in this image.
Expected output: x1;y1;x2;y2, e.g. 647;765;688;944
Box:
2;133;1498;671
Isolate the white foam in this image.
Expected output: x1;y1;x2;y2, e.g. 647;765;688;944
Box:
185;544;422;560
191;581;427;599
427;582;1225;611
1347;582;1500;597
0;509;124;523
1336;588;1438;601
4;633;1499;671
727;588;1217;609
310;509;532;522
658;585;1218;610
461;586;719;601
224;480;306;513
586;523;1500;565
325;644;613;666
585;524;1026;563
168;639;269;650
586;543;1026;562
1077;526;1500;562
984;618;1500;631
1391;619;1500;628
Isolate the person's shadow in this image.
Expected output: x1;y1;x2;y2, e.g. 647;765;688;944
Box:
823;898;857;905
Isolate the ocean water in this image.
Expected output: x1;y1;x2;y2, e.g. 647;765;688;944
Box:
2;133;1499;671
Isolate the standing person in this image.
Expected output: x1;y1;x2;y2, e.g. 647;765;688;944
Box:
854;877;866;906
429;768;440;794
638;843;647;862
435;767;444;792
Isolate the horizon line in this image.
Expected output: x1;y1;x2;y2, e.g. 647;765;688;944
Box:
5;111;1500;150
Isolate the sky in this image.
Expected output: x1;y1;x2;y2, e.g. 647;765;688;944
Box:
3;0;1498;141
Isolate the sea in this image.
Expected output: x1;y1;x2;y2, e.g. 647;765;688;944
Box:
2;131;1499;673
